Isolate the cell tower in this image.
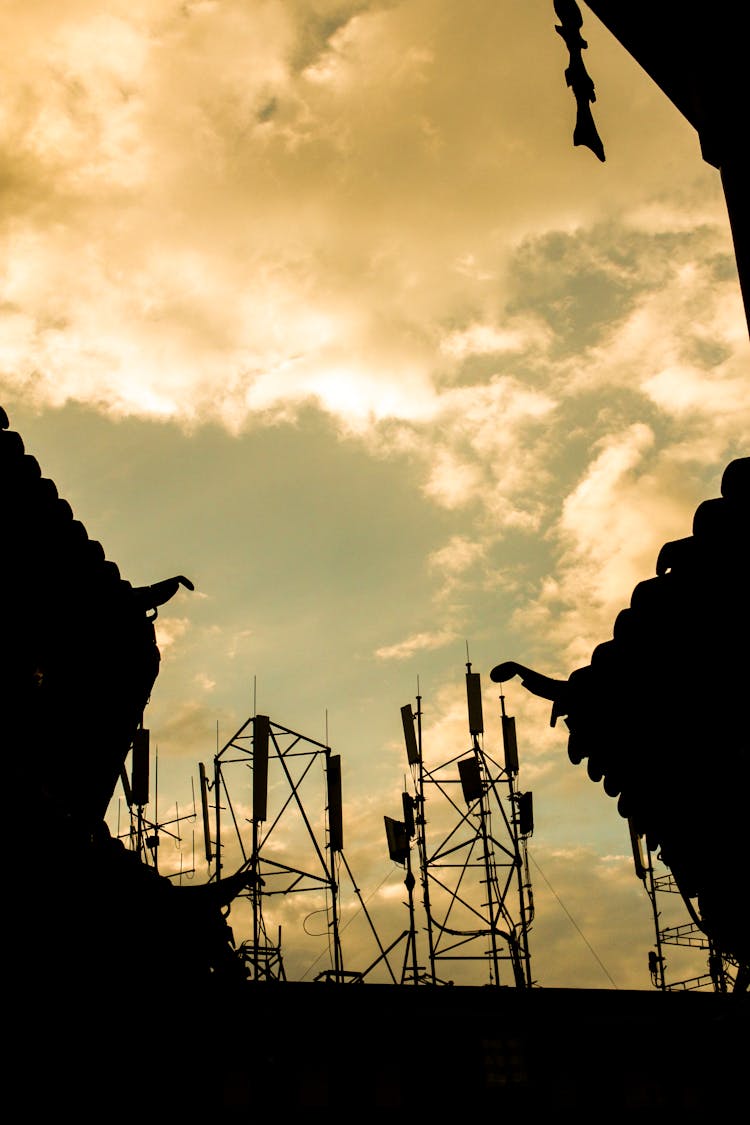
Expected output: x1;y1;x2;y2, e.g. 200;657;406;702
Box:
390;664;535;987
629;825;738;993
200;712;393;983
115;724;196;880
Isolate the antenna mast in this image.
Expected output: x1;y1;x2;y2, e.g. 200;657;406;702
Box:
116;724;196;881
630;823;737;993
394;663;535;987
204;709;388;982
398;685;437;984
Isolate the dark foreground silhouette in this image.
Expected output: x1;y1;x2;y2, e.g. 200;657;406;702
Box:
492;458;750;990
1;407;247;1111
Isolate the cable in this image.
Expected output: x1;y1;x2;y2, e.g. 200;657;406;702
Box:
302;908;330;938
531;853;618;989
299;866;397;980
338;866;394;934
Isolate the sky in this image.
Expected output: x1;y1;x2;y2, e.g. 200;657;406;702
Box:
2;0;748;991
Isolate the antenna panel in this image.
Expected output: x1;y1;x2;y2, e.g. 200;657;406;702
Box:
518;791;534;837
327;754;344;853
384;816;409;864
458;756;483;803
119;764;133;807
401;704;420;765
402;791;415;838
130;728;150;807
629;819;648;881
466;672;484;735
199;761;213;864
253;714;270;822
502;714;519;775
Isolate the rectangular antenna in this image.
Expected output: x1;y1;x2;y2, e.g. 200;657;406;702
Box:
629;819;648;881
401;704;420;765
384;816;409;864
253;714;270;823
502;714;519;775
402;791;415;838
199;762;213;864
458;757;483;803
119;764;133;808
327;754;344;853
518;790;534;837
130;728;150;807
466;672;484;736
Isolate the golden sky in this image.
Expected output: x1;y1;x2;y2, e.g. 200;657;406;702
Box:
2;1;747;989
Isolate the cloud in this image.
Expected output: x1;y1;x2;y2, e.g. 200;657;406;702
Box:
154;614;190;652
194;671;216;692
439;318;550;361
427;534;487;605
511;425;701;668
0;0;729;441
643;363;750;422
1;5;744;607
422;448;484;510
559;422;656;566
375;628;456;661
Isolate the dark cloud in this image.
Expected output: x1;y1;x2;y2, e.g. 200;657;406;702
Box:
507;220;732;353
